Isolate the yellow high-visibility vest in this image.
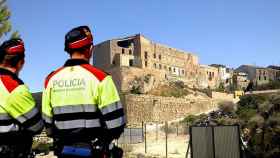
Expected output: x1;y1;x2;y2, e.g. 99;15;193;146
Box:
42;59;126;140
0;68;43;135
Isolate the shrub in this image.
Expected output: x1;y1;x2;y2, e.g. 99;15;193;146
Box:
238;95;267;108
218;101;236;113
181;115;198;125
236;106;258;120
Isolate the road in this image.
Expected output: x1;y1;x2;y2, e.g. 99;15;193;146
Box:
245;89;280;95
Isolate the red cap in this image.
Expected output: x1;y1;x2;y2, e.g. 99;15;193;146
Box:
6;40;25;55
68;36;93;49
66;26;93;50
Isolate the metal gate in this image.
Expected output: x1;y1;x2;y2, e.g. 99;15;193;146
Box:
189;125;242;158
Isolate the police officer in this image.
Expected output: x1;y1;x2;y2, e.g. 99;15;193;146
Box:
42;26;126;158
0;38;44;158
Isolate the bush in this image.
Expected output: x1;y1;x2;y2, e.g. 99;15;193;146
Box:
181;115;198;125
238;95;268;108
159;82;190;98
218;101;236;113
236;106;258;121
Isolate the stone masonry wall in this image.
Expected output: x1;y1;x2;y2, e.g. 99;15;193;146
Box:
123;94;217;124
108;66;166;93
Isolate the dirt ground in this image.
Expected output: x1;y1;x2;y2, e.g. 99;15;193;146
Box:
122;131;190;158
36;152;56;158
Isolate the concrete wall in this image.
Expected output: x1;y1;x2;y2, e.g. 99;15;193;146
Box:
123;94;217;124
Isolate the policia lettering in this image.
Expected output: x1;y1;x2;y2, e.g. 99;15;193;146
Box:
53;78;86;88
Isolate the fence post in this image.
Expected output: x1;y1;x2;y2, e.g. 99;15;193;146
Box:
176;123;179;136
142;122;144;141
145;122;147;153
165;121;168;158
156;123;158;141
130;128;132;144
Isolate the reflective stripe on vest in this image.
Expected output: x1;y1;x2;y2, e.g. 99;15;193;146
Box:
53;104;97;115
55;119;101;129
105;116;126;129
0;113;19;133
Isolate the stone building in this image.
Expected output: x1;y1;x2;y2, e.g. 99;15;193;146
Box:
268;65;280;71
232;72;250;90
255;68;280;85
235;65;280;86
198;65;219;89
210;64;232;88
92;34;201;92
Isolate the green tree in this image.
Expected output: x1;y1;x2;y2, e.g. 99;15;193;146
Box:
0;0;19;39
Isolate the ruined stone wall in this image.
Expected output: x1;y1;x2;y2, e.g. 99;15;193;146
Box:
106;66;166;93
110;36;142;68
92;40;111;69
123;94;217;124
138;35;200;81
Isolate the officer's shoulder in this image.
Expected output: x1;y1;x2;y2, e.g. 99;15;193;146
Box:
44;67;65;88
80;64;109;81
0;75;23;93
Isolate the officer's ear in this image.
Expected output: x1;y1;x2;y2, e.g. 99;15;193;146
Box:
90;45;94;55
87;45;94;59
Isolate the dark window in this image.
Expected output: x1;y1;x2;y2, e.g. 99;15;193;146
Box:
154;53;156;58
154;63;156;68
259;76;261;80
264;76;267;80
129;49;132;55
169;67;171;72
129;59;133;66
159;64;162;69
182;70;185;74
122;49;125;54
159;55;162;60
145;51;148;59
145;61;148;67
173;68;176;72
112;60;115;65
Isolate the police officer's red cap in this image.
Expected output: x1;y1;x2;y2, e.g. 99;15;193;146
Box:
65;26;93;51
0;38;25;56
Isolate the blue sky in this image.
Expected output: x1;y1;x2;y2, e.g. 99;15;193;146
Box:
7;0;280;92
